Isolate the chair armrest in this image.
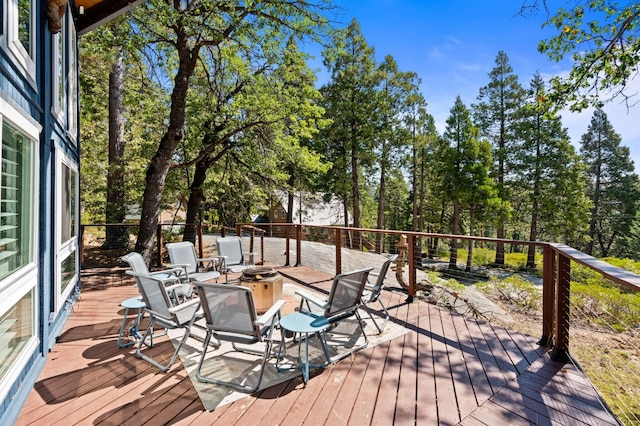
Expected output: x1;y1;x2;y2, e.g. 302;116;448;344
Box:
255;299;286;327
369;272;380;279
168;298;200;314
169;298;201;324
165;283;186;293
168;263;191;269
295;290;328;309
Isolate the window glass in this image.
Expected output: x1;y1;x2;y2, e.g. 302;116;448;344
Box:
0;123;34;281
60;250;76;294
17;0;30;54
53;31;64;115
60;162;76;245
67;23;78;140
0;288;34;383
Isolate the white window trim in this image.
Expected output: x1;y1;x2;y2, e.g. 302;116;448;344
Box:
0;96;40;402
55;148;79;312
66;14;78;144
5;0;36;81
51;30;64;120
0;271;39;403
0;94;40;295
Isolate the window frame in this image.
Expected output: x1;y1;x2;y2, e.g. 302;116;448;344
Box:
5;0;37;81
0;95;41;402
55;148;79;312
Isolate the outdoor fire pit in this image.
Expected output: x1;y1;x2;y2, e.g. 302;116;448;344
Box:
239;266;283;314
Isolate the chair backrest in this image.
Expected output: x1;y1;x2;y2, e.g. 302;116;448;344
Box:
166;241;198;274
122;252;150;275
325;267;373;318
127;271;174;321
373;254;398;290
195;282;259;337
216;237;244;266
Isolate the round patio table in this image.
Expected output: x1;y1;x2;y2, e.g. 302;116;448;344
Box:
117;297;146;348
276;312;330;384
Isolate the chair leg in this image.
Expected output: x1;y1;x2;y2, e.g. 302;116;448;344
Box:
135;317;194;373
196;333;270;393
364;298;390;334
325;311;370;364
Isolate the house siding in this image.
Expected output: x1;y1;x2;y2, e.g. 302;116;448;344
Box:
0;2;81;424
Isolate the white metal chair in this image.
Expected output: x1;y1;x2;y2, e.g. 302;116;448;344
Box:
126;270;203;372
361;254;398;334
122;251;192;302
296;267;373;363
216;236;256;280
166;241;221;283
193;282;284;393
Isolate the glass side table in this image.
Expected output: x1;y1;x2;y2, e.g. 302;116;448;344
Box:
276;311;331;384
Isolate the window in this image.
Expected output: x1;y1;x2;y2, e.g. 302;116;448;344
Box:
66;18;78;142
6;0;36;78
0;99;39;402
0;122;35;281
0;286;37;398
52;30;64;117
56;152;78;309
274;209;279;220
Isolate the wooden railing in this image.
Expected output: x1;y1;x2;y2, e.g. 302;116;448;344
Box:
245;223;640;362
81;221;640;362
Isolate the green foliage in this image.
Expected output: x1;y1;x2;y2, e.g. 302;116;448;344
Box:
571;279;640;332
581;109;640;257
533;0;640;110
477;275;540;313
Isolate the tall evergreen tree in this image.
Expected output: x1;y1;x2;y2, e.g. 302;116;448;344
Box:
318;19;379;248
473;51;525;265
517;73;591;267
581;108;640;257
440;97;494;269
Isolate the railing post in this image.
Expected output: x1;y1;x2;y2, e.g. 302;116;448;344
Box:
407;233;416;300
335;228;342;276
156;224;163;267
197;223;204;258
540;244;555;347
553;252;571;362
284;226;290;266
295;225;302;266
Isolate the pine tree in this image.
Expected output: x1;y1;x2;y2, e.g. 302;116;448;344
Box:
581;109;640;257
318;19;379;248
473;51;526;265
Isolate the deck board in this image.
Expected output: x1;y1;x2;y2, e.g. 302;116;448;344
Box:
14;265;620;426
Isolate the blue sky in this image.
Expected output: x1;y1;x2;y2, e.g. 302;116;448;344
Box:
307;0;640;167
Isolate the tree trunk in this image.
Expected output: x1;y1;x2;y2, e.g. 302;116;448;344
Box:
184;156;214;244
287;172;295;223
351;131;361;250
466;209;474;272
375;142;387;253
105;49;128;249
449;200;460;269
135;38;198;264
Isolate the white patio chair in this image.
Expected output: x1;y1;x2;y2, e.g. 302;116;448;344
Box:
361;254;398;334
193;282;285;393
216;236;256;280
126;270;204;372
296;267;373;363
166;241;221;283
122;251;192;302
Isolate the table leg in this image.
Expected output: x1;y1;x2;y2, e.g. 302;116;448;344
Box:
117;307;133;348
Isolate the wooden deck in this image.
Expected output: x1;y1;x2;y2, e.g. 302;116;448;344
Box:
15;265;618;425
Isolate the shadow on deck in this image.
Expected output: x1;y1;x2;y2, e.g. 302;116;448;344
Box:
15;265;618;425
